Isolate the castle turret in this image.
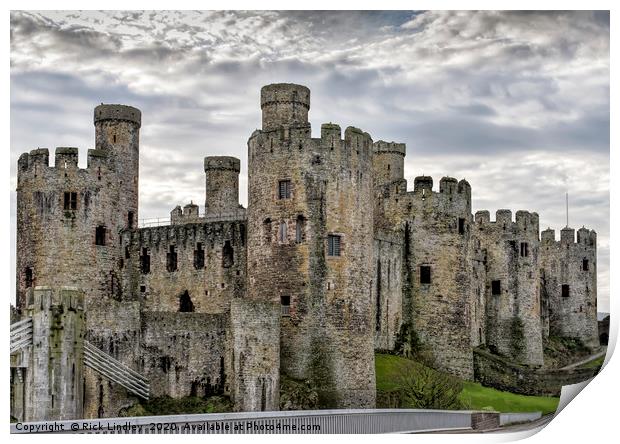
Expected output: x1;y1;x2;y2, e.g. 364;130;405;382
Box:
260;83;310;132
204;156;240;217
372;141;406;187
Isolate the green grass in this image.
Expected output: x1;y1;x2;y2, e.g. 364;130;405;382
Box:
375;353;559;415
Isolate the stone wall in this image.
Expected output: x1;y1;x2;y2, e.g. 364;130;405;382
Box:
140;311;229;398
540;227;598;349
121;219;246;314
229;299;280;412
473;348;599;396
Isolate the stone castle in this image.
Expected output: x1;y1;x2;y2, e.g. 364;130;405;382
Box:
11;83;599;420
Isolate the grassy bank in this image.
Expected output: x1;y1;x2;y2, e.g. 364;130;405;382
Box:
375;353;559;415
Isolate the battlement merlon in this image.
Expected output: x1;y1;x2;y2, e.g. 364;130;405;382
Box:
474;209;540;234
94;104;141;128
204;156;241;173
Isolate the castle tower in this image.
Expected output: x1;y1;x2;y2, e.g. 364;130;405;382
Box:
15;104;143;418
204;156;241;217
372;141;406;187
247;83;376;408
540;226;598;348
475;209;544;367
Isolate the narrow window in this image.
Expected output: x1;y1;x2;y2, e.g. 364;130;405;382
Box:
296;216;305;243
458;218;466;234
25;267;33;288
520;242;529;257
140;248;150;274
387;164;391;171
328;234;341;256
95;225;106;246
278;180;291;199
222;240;234;268
179;290;194;312
64;192;77;210
167;245;177;272
562;284;570;298
420;265;431;284
279;221;287;243
125;246;130;259
492;280;501;295
263;218;272;242
582;258;589;271
194;243;205;269
280;295;291;316
128;211;134;229
113;134;117;143
140;285;146;293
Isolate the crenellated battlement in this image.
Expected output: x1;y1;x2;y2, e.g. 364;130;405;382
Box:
16;147;112;183
541;226;597;248
474;208;540;236
321;123;341;142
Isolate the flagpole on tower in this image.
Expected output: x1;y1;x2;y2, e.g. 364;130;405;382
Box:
566;192;569;227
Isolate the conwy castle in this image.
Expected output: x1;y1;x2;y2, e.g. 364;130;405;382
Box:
11;83;598;420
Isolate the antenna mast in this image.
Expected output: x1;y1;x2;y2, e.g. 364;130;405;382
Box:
566;192;569;227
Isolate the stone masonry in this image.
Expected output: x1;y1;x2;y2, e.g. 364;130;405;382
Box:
12;83;599;420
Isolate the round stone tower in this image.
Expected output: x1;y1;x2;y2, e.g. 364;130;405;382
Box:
372;141;406;187
247;83;376;408
204;156;240;217
15;103;142;418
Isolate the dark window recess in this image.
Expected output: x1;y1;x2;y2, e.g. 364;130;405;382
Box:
140;285;146;293
194;243;205;269
222;241;234;268
25;267;33;288
458;218;466;235
278;180;291;199
167;245;178;272
95;226;106;246
263;218;272;242
64;192;77;210
328;234;341;256
562;284;570;298
240;224;246;246
119;258;124;269
520;242;529;257
280;295;291;316
296;216;305;243
140;248;150;274
179;290;194;312
492;280;501;295
113;134;117;143
125;246;130;259
420;266;432;284
128;211;134;229
582;258;589;271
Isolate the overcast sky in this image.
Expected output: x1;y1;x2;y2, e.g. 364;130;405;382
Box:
9;10;610;311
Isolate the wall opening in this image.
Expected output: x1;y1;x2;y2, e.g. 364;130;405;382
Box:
420;265;431;284
24;267;33;288
240;224;246;246
279;221;287;243
95;225;106;246
194;243;205;269
562;284;570;298
125;246;130;259
179;290;195;312
458;218;465;234
582;258;589;271
296;215;305;243
167;245;178;272
328;234;341;256
64;192;77;211
492;280;501;295
280;295;290;316
128;211;134;229
376;260;382;332
140;248;150;274
520;242;529;257
222;240;234;268
278;180;291;199
263;218;272;242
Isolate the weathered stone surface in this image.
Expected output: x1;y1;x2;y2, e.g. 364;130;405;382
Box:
13;84;600;420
